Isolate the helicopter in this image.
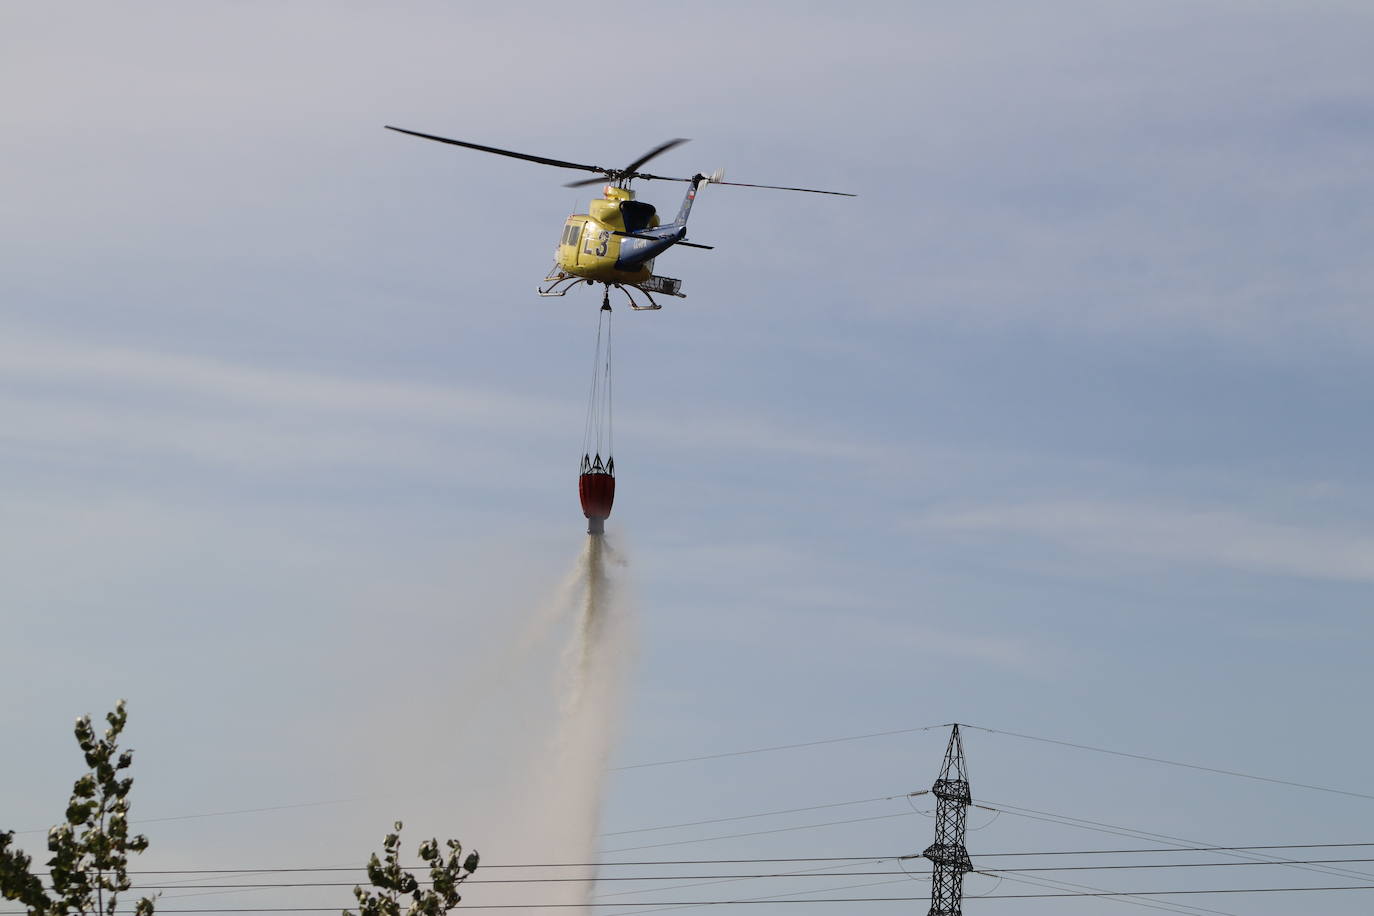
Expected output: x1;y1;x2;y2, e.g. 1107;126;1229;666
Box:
385;127;854;310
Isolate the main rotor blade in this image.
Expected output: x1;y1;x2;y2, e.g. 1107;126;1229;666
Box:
622;138;690;175
565;170;692;189
631;171;691;183
384;126;607;175
712;179;856;197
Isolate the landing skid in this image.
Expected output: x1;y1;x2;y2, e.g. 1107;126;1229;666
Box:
614;284;662;311
537;266;681;311
537;269;590;297
590;283;661;311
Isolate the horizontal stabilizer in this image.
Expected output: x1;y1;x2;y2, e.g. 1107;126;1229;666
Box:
612;230;713;250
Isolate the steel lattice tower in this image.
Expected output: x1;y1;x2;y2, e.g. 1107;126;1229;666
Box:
922;724;973;916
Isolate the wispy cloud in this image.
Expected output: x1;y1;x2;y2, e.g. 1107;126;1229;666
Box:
0;327;560;422
753;603;1049;673
0;327;886;472
914;500;1374;583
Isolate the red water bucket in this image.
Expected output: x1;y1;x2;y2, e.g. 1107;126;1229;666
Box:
579;472;615;521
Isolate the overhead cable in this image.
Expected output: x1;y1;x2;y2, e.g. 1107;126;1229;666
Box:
6;886;1374;912
135;856;1374;892
978;865;1237;916
963;723;1374;802
136;872;923;890
976;842;1374;857
11;799;358;836
974;798;1374;883
612;723;949;771
591;858;900;902
18;715;1365;838
603;812;917;853
122;842;1374;875
125;856;903;875
606;877;925;916
989;856;1374;873
602;793;918;836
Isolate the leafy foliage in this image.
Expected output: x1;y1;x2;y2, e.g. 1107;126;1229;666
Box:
3;705;477;916
0;701;156;916
346;823;479;916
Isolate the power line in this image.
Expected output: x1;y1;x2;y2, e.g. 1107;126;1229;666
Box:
592;859;901;902
16;794;914;845
12;799;359;836
16;785;922;842
978;867;1236;916
612;724;949;771
15;716;1365;840
963;723;1374;802
606;877;926;916
24;714;1362;846
988;856;1374;873
131;858;1374;916
148;862;928;909
602;793;917;837
976;842;1374;857
116;857;1374;916
978;885;1374;899
7;886;1374;912
973;798;1374;883
119;842;1374;875
17;730;937;838
134;872;924;889
125;856;905;875
603;812;917;853
134;857;1374;891
615;719;1374;811
152;876;932;916
978;869;1232;916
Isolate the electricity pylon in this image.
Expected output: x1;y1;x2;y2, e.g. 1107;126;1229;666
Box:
923;724;973;915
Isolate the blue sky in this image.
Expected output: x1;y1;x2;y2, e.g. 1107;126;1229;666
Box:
4;3;1374;915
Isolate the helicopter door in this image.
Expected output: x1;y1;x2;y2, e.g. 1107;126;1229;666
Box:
579;222;612;265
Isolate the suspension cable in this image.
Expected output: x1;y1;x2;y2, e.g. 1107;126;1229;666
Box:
581;307;612;466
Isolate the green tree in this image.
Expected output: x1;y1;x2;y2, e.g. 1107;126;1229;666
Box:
2;704;479;916
345;823;479;916
0;701;155;916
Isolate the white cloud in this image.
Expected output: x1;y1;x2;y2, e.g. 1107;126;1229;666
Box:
0;327;558;421
0;327;889;472
915;500;1374;583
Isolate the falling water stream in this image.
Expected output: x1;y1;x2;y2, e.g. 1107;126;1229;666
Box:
560;534;627;908
500;533;633;911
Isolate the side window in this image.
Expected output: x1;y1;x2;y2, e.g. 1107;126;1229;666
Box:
567;223;582;247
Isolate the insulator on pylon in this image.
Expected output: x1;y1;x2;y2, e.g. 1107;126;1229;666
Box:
579;453;615;535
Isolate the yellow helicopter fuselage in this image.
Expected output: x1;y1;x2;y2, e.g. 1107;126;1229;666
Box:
554;186;659;284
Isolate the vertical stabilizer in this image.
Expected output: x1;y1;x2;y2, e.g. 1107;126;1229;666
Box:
671;174;707;228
